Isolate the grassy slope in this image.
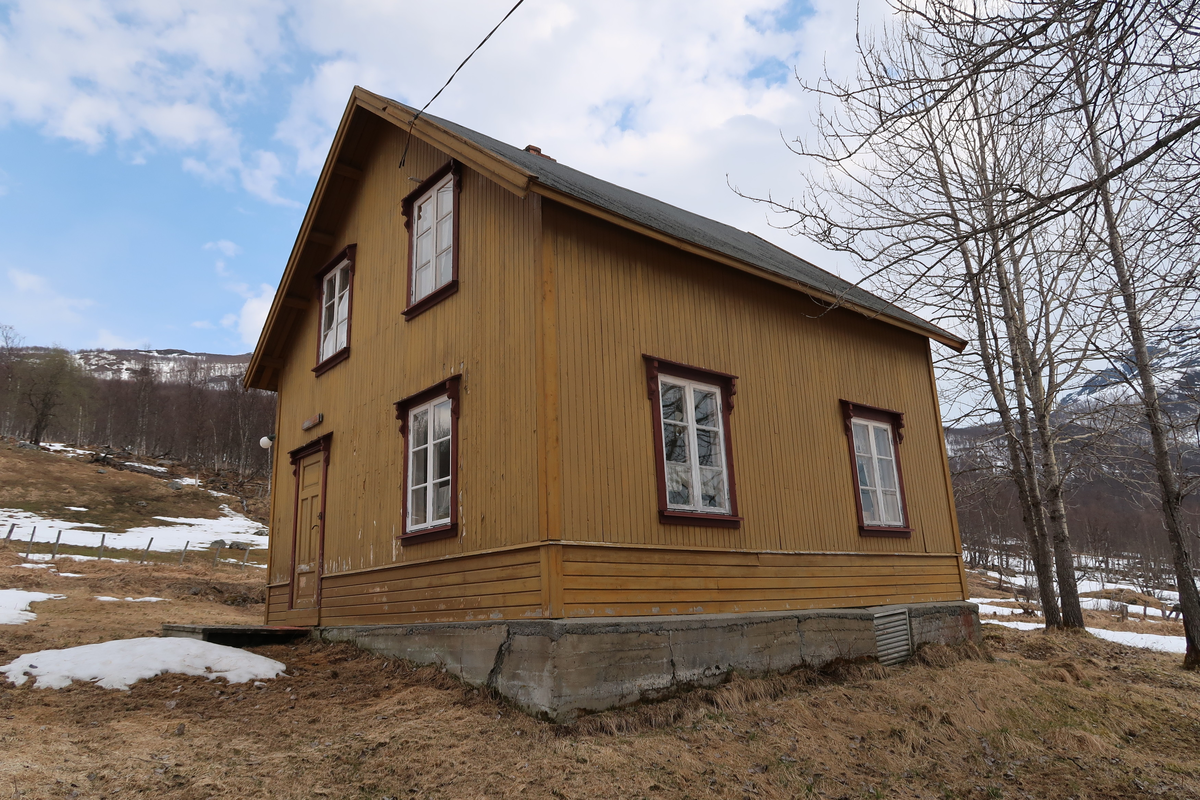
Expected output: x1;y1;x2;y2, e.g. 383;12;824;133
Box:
0;442;231;532
2;543;1199;799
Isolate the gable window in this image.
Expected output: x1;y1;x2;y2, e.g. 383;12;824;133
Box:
313;244;356;375
394;376;461;544
644;356;741;528
840;401;911;537
402;161;460;320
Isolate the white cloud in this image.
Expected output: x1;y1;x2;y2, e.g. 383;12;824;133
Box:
92;329;143;349
191;320;215;329
221;283;275;348
203;239;242;258
1;269;93;326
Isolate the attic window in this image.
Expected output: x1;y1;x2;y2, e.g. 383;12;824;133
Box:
402;161;460;320
313;245;356;376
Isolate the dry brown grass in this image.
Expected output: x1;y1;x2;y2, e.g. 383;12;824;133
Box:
0;443;229;533
3;549;1200;799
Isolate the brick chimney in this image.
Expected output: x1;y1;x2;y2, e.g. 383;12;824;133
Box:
524;145;556;162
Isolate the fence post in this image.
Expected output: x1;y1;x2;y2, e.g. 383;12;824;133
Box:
179;541;189;566
25;527;36;559
5;522;13;541
212;545;222;568
97;533;106;561
240;548;251;571
51;530;62;559
140;538;154;565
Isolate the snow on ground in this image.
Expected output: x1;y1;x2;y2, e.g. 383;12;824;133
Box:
123;461;167;472
969;599;1029;617
0;589;66;625
1;637;286;690
0;506;267;552
41;443;91;458
95;596;167;603
65;506;88;512
985;619;1187;653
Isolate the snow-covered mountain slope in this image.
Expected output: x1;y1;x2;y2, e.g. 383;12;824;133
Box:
70;349;251;385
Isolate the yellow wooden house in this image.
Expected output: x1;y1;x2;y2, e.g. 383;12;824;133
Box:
247;86;970;631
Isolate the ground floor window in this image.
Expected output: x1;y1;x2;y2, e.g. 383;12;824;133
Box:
394;376;461;543
840;401;911;536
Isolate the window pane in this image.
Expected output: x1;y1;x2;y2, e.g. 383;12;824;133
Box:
416;197;432;233
323;303;334;332
433;400;451;440
860;488;878;524
663;422;689;463
873;425;893;459
436;216;453;252
434;479;451;521
436;250;452;287
321;330;334;360
882;491;902;525
411;447;427;487
434;439;451;480
878;457;897;490
856;455;874;488
666;463;692;506
411;409;428;447
852;422;871;455
437;183;453;218
700;468;726;510
338;266;350;294
416;231;432;268
325;275;336;303
336;293;349;324
336;320;348;351
661;383;685;422
415;265;431;299
694;390;718;427
695;428;721;467
410;487;426;526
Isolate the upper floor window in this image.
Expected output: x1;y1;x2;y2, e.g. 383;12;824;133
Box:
313;244;356;375
402;162;460;320
840;401;911;536
644;356;741;528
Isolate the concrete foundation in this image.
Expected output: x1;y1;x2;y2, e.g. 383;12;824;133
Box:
318;601;980;722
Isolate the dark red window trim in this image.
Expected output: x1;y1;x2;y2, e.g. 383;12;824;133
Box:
286;432;332;610
839;400;912;538
394;375;462;545
643;355;741;529
401;161;461;320
312;244;357;376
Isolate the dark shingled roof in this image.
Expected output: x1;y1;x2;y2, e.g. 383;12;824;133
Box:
386;96;961;347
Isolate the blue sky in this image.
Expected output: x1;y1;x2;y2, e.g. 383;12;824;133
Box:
0;0;880;355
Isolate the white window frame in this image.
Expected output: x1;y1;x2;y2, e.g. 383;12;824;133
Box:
318;258;352;363
851;418;905;527
658;375;731;514
405;394;454;533
410;173;455;305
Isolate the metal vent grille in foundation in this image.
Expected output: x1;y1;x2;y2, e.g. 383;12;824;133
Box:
874;609;912;666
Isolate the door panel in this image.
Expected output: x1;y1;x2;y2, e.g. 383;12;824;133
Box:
292;452;324;610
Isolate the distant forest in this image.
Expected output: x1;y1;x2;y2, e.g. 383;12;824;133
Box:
0;325;274;479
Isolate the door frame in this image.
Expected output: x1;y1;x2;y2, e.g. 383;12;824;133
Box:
287;432;332;611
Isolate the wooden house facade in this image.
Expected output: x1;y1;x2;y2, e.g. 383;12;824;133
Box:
247;87;970;629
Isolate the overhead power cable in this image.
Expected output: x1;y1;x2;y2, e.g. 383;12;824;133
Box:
399;0;528;168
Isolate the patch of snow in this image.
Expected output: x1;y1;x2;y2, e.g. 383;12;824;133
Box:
65;506;88;512
95;596;167;603
0;589;66;625
984;619;1187;653
42;443;91;458
57;573;84;578
0;505;267;552
1;637;285;690
972;601;1030;617
1087;628;1186;653
122;461;167;473
11;563;52;570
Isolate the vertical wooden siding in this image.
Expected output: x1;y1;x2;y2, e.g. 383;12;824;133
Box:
265;124;542;610
547;202;961;561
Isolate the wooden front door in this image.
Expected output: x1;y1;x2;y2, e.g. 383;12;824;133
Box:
292;450;325;610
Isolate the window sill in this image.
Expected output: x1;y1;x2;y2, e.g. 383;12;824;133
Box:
859;525;912;538
659;509;742;529
398;523;457;544
312;348;350;376
403;280;459;320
